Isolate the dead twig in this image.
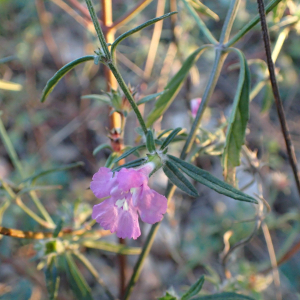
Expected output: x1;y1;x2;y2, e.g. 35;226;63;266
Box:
257;0;300;202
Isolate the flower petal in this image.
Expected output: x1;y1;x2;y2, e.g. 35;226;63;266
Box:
137;185;167;224
92;198;118;233
116;207;141;239
117;168;146;191
90;167;115;199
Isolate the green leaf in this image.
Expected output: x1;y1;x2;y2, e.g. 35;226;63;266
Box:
111;12;177;57
93;143;113;156
40;55;95;103
53;219;64;238
45;256;60;300
181;276;204;300
157;128;173;139
114;145;146;164
192;292;255;300
146;130;156;153
163;161;198;197
105;152;119;168
222;49;250;184
63;253;93;300
168;155;257;204
146;45;210;127
160;127;182;150
22;162;84;185
112;158;146;172
136;91;167;105
188;0;219;21
81;94;111;104
82;240;141;255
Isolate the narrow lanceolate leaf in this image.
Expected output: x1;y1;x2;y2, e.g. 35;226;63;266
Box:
160;127;182;150
111;12;177;57
93;143;113;156
181;276;205;300
192;292;256;300
146;130;156;153
136;91;167;106
45;256;60;300
81;94;111;104
82;240;141;255
53;219;64;238
112;158;146;172
222;49;251;185
168;155;257;203
146;45;210;127
163;161;198;197
114;145;146;164
63;253;93;300
105;152;119;168
22;162;84;185
157;128;173;139
41;55;95;102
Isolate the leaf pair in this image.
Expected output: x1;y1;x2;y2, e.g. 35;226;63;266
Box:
40;13;176;104
165;155;257;204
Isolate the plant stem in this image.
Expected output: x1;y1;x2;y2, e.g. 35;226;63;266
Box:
85;0;111;59
124;1;242;297
101;1;126;296
182;0;218;45
257;0;300;201
181;49;227;159
219;0;241;44
123;184;176;300
226;0;283;47
108;62;148;134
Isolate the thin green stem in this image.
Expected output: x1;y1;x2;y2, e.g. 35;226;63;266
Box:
85;0;111;60
108;62;148;134
123;0;244;295
225;0;283;47
73;251;115;300
124;0;243;296
0;116;55;226
124;184;176;300
219;0;241;44
182;0;218;45
181;49;227;159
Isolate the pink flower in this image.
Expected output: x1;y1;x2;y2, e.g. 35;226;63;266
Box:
91;163;167;239
191;98;202;118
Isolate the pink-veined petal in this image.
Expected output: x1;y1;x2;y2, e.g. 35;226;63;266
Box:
90;167;115;199
137;185;168;224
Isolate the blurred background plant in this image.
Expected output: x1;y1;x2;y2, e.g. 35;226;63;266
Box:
1;0;300;299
